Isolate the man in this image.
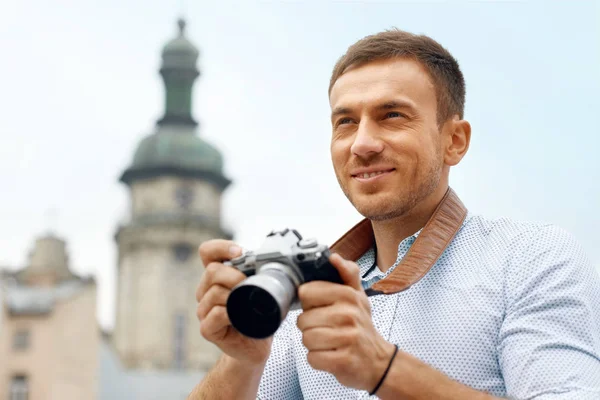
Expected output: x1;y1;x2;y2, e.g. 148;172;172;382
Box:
188;29;600;399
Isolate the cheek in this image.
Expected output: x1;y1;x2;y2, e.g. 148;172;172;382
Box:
330;141;349;173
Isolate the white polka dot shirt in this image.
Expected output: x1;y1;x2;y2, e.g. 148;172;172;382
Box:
256;213;600;399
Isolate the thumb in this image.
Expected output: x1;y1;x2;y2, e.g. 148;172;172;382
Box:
329;253;362;291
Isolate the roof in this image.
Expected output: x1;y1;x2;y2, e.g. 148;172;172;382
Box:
120;128;231;189
99;340;206;400
3;279;90;316
131;130;224;173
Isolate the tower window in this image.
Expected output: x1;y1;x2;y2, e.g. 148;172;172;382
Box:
173;312;186;370
173;244;192;263
9;375;28;400
175;186;194;209
13;330;30;351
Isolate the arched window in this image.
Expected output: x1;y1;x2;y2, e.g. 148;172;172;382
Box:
173;312;186;369
10;375;28;400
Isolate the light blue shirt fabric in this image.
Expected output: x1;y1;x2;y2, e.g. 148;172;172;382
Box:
256;213;600;399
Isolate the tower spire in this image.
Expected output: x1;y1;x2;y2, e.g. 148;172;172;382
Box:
177;18;186;36
157;18;200;127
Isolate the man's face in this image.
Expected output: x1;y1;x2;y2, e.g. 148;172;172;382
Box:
329;57;446;221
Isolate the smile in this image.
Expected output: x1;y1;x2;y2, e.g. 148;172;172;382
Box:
351;169;395;182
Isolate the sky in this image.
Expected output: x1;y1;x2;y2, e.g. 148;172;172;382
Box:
0;0;598;330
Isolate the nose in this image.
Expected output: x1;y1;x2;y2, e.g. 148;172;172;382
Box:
350;119;384;158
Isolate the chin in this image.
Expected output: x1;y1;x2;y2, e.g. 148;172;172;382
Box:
350;193;411;221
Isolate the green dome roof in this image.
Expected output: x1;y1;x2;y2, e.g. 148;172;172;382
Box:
119;18;231;191
132;132;223;173
120;130;230;189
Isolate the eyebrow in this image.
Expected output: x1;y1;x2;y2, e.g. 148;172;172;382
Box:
331;107;352;118
331;99;416;119
376;100;416;111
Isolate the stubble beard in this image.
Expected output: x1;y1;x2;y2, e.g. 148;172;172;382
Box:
338;158;442;222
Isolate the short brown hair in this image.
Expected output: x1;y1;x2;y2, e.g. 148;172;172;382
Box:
329;28;466;124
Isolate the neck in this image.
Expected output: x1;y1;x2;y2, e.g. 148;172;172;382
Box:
372;183;449;272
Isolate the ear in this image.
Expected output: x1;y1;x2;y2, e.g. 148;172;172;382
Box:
443;116;471;166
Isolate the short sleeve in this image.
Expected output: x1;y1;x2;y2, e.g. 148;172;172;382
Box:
498;224;600;399
257;312;303;400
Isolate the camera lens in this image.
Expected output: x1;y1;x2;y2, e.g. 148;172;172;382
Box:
248;288;279;317
226;264;297;339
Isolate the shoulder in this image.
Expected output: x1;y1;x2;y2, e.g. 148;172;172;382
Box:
460;212;550;242
456;213;595;283
464;214;598;306
457;213;586;258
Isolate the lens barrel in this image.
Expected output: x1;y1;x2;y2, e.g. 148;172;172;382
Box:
226;263;298;339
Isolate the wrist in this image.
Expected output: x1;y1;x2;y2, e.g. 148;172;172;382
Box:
370;346;404;400
369;341;398;396
222;353;268;372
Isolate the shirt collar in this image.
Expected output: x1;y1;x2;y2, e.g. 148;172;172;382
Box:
355;211;473;282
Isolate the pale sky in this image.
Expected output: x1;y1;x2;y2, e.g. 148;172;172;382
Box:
1;0;598;330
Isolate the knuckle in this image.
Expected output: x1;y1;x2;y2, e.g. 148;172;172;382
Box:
301;331;312;348
337;306;359;326
195;285;202;303
297;283;314;301
205;262;220;274
306;352;319;369
344;328;359;345
196;298;211;320
198;240;211;257
216;305;227;320
296;314;305;330
199;239;236;264
215;285;230;303
346;260;360;274
198;306;228;340
336;311;352;326
203;262;220;281
199;321;211;339
297;285;306;299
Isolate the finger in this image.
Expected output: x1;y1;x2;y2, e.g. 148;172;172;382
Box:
196;262;247;302
199;305;230;341
296;304;356;331
297;307;334;331
329;253;362;291
298;281;355;311
198;239;243;266
196;284;230;321
302;327;351;351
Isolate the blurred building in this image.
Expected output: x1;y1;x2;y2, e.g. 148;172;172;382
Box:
0;236;99;400
0;18;231;400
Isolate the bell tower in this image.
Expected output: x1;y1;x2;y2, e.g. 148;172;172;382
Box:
113;18;232;371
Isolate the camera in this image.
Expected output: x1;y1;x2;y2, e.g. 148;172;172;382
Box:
224;228;343;339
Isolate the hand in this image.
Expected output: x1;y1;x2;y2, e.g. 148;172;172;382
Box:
196;239;273;366
296;253;396;392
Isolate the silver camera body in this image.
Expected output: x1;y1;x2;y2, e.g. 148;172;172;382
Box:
225;228;343;339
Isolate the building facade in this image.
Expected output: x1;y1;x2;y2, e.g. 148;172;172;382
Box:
0;18;231;399
0;236;99;400
111;17;231;373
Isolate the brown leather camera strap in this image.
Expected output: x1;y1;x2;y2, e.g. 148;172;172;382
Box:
329;187;467;295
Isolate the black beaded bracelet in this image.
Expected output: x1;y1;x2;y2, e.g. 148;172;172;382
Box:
369;344;399;396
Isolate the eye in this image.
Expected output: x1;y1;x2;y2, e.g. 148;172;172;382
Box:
335;117;354;127
385;112;404;119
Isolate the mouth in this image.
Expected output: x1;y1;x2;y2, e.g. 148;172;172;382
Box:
351;168;395;182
